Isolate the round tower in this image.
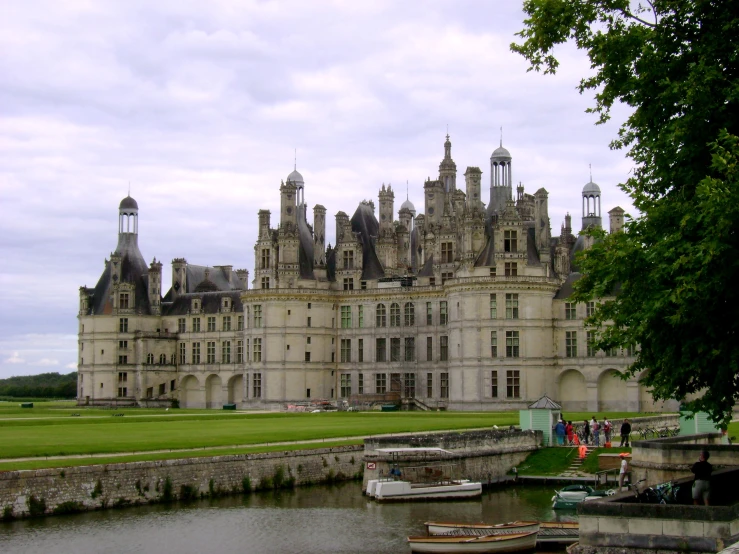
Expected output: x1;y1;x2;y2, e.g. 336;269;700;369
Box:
581;179;602;230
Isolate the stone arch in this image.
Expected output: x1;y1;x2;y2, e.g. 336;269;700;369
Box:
205;374;223;409
598;369;627;411
180;375;202;409
228;374;244;404
637;371;663;412
558;369;587;412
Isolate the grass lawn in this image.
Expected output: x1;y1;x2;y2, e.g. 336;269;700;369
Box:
514;447;578;476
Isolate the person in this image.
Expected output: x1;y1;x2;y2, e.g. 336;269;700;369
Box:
583;419;590;445
554;419;566;445
591;417;600;447
620;419;632;447
691;450;712;505
618;453;629;489
603;417;612;445
566;420;574;445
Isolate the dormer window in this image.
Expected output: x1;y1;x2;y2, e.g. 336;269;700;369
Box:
441;242;453;263
119;293;129;309
504;230;517;253
222;297;231;310
192;299;200;312
343;250;354;269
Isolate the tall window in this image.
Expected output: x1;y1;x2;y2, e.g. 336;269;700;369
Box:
358;338;364;362
245;338;250;362
147;353;154;364
305;352;311;362
404;303;415;326
376;304;386;327
237;315;244;330
375;373;387;394
340;374;351;397
261;276;270;289
506;331;520;357
426;337;433;361
441;271;453;285
586;301;596;317
179;342;186;364
207;316;216;332
440;336;448;361
566;331;578;357
118;355;128;365
192;317;201;332
253;338;262;362
505;293;519;319
506;370;520;398
390;338;401;362
490;294;497;318
118;372;128;383
504;262;518;276
358;373;364;394
119;318;129;333
343;278;354;290
390;303;401;327
491;371;498;398
440;373;449;398
307;316;311;327
253;305;262;328
178;318;186;333
223;316;232;331
340;306;352;328
358;305;364;328
504;230;517;252
118;340;128;349
222;341;231;363
440;301;448;325
192;342;201;364
404;337;415;362
261;249;270;269
426;302;433;325
490;331;498;357
587;331;597;357
119;292;129;309
376;338;386;362
427;373;433;397
236;340;243;363
206;341;216;363
118;387;127;397
340;339;351;363
253;373;262;397
403;373;415;398
441;241;453;263
343;250;354;269
565;302;576;320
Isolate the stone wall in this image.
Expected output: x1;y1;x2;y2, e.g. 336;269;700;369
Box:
0;445;363;519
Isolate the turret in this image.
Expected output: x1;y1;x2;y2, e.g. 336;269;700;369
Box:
582;179;602;230
534;188;551;263
464;166;482;211
378;184;395;234
171;258;188;299
609;206;625;234
313;204;327;266
148;258;162;315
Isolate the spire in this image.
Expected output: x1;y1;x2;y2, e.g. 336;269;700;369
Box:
589;163;592;182
500;126;503;147
294;148;297;171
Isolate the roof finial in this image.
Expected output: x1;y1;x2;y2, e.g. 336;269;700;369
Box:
294;148;297;171
589;163;592;182
500;126;503;147
406;179;409;200
128;181;131;196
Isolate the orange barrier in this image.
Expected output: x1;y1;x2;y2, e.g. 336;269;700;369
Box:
578;445;588;459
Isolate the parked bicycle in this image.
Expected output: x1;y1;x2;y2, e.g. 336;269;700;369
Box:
628;479;680;504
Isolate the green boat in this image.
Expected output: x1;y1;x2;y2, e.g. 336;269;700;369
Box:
552;484;614;509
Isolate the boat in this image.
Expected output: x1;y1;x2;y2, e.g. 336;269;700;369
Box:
552;484;614;509
374;479;482;501
407;530;538;553
536;521;580;545
425;520;540;536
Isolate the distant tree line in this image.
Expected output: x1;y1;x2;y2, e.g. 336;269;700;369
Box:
0;372;77;399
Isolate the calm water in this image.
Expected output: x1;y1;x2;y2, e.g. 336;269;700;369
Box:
0;482;574;554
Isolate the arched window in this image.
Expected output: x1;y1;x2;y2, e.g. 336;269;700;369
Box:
159;353;166;365
376;304;386;327
390;303;401;327
146;353;154;364
404;302;415;326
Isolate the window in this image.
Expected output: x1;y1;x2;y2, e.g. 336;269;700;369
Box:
361;281;367;290
192;342;201;364
261;276;270;289
341;306;352;328
118;387;127;397
178;318;186;333
343;250;354;269
426;337;433;361
491;371;498;398
587;331;597;357
236;340;244;363
440;373;449;398
375;373;387;394
245;339;250;362
441;271;453;285
506;331;520;357
158;383;165;396
119;292;129;309
565;302;576;320
254;305;262;328
504;262;518;276
206;341;216;363
505;293;519;319
147;353;154;364
222;298;230;311
358;305;364;328
192;317;201;332
223;316;231;331
222;341;231;363
207;316;216;332
490;331;498;357
179;343;186;364
426;302;433;325
340;374;351;397
390;338;401;361
171;379;176;391
586;301;596;317
119;318;129;333
390;303;401;327
403;373;415;397
440;336;448;361
261;249;270;269
565;331;577;357
340;339;351;363
504;230;517;252
489;294;497;318
625;344;636;357
376;304;387;327
343;278;354;290
429;277;436;286
358;338;364;362
193;299;200;312
441;241;453;263
253;338;262;362
490;266;497;277
358;373;364;394
118;355;128;364
506;370;520;398
376;338;386;362
427;373;433;397
404;337;415;361
307;316;311;327
253;373;262;398
118;371;128;382
440;301;448;325
118;340;128;349
305;352;311;362
404;303;415;326
237;315;244;330
159;353;166;364
307;337;311;345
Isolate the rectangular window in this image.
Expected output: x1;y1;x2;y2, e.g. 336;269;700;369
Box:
376;338;387;362
118;387;127;397
390;338;401;362
440;373;449;398
490;331;498;357
118;340;128;349
341;306;352;328
192;317;201;332
118;354;127;365
236;340;244;363
253;338;262;362
237;315;244;330
343;278;354;290
307;316;311;327
261;248;270;269
404;303;415;326
504;262;518;276
192;342;201;364
222;340;231;363
441;271;453;285
403;372;415;398
340;339;351;363
441;241;453;263
158;383;165;396
171;379;176;392
178;318;186;333
587;331;597;357
358;305;364;328
440;336;448;361
375;373;387;394
361;281;367;290
506;370;520;398
223;316;232;331
207;316;216;332
506;331;520;357
566;331;578;357
505;293;519;319
490;266;497;277
253;373;262;398
586;301;596;317
358;373;364;394
178;342;186;364
261;276;270;289
426;337;433;361
206;341;216;363
504;230;517;252
343;250;354;269
119;292;129;309
440;301;448;325
565;302;577;320
340;374;351;397
404;337;415;362
119;318;129;333
254;305;262;328
429;277;436;286
491;371;498;398
489;294;497;318
305;352;311;362
426;302;433;325
358;338;364;362
427;373;433;397
118;371;128;382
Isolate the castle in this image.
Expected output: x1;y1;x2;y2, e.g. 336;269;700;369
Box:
78;136;668;412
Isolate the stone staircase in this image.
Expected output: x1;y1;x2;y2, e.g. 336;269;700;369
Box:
561;445;597;476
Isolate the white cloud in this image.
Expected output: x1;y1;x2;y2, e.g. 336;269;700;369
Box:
5;352;25;364
36;358;60;367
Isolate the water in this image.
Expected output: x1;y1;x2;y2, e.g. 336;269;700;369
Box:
0;482;574;553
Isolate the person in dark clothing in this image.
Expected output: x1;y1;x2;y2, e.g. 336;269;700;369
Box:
583;419;590;445
691;450;712;505
620;419;632;447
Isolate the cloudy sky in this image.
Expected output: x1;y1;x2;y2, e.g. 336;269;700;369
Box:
0;0;635;379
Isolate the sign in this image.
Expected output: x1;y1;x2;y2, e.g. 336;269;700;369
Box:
366;462;376;470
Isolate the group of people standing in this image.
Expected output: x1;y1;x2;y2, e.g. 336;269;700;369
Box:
554;416;631;446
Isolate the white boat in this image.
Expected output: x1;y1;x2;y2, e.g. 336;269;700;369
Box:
425;520;539;536
407;530;538;553
374;479;482;501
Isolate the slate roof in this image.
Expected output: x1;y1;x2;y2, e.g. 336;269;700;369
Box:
554;272;582;299
528;395;562;409
350;201;385;281
161;291;244;316
297;204;315;280
89;233;150;315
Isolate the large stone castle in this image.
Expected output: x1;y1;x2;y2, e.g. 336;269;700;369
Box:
78;136;668;412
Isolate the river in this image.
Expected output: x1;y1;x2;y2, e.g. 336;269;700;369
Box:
0;482;574;553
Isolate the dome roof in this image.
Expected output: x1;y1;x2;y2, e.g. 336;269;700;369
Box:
119;195;138;210
400;198;416;214
491;145;511;160
287;169;304;184
583;181;601;195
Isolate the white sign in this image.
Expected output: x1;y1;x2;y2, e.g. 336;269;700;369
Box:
366;462;376;470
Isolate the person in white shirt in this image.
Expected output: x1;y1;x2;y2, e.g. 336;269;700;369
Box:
619;455;629;489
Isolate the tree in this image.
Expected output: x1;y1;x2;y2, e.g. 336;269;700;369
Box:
511;0;739;424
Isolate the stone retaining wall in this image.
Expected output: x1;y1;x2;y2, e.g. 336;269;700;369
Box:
0;445;364;520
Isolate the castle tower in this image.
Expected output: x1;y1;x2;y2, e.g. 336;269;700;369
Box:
488;139;513;220
464;166;482;211
313;204;327;266
280;179;299;228
148;258;162;315
534;188;551;263
582;178;602;230
171;258;188;299
609;206;625;234
439;134;457;194
378;184;395;234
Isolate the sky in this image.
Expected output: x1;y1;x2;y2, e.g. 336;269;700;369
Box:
0;0;636;379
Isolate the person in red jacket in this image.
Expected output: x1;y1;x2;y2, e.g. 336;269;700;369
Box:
565;421;574;445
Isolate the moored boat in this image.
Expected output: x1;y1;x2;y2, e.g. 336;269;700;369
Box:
425;520;539;536
374;479;482;501
552;484;614;509
408;530;538;553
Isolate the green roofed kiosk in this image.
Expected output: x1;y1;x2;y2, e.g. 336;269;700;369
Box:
520;395;561;446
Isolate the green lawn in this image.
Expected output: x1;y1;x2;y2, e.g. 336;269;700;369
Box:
513;446;578;476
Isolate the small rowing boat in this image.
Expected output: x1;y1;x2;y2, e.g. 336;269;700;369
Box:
408;530;538;553
425;520;539;536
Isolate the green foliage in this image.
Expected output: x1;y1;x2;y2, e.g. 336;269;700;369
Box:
27;495;46;517
112;497;130;508
2;505;13;521
52;501;84;515
272;466;285;489
258;476;273;490
579;447;632;474
241;475;251;494
0;372;77;399
161;477;174;502
180;484;198;501
513;1;739;425
514;447;577;476
91;479;103;499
